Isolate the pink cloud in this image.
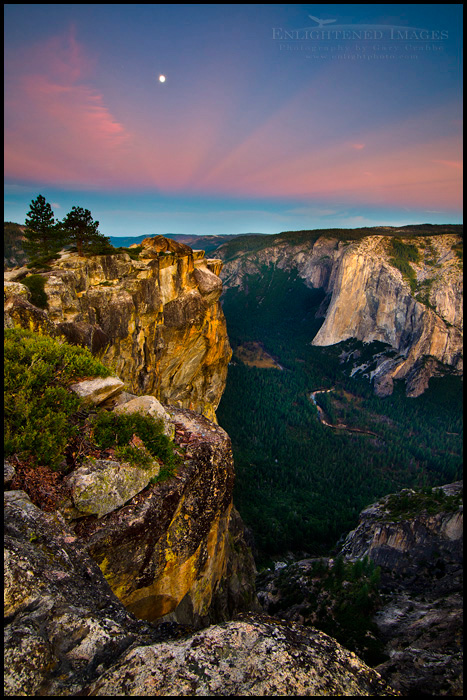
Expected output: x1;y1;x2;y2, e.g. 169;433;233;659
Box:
432;159;463;170
5;28;132;186
4;28;463;215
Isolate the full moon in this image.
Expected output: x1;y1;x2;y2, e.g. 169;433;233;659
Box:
159;75;166;83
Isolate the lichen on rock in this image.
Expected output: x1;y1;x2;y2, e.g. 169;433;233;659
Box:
72;407;250;627
65;457;161;519
88;616;400;696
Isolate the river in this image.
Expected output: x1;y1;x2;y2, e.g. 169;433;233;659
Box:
309;389;381;438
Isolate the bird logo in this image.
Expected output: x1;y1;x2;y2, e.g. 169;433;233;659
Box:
308;15;337;28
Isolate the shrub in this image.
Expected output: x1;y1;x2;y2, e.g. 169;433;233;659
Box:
114;444;154;469
384;487;462;520
114;245;142;260
21;274;48;308
4;328;111;468
388;238;420;294
91;410;180;475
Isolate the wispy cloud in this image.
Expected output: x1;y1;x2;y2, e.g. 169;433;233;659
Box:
5;27;131;186
4;25;463;216
432;159;463;170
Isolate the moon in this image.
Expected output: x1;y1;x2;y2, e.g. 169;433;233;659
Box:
159;75;166;83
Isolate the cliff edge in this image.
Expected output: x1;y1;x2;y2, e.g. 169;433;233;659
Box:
4;236;231;421
218;230;463;396
4;489;398;695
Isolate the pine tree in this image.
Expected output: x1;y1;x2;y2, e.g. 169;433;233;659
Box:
23;195;62;263
60;206;113;256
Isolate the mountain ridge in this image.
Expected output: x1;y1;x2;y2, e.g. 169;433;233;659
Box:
216;228;463;397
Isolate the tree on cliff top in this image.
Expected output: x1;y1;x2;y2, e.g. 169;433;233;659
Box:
23;195;63;263
60;206;114;256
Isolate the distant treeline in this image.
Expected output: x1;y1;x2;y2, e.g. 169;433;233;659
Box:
7;217;462;269
216;224;463;261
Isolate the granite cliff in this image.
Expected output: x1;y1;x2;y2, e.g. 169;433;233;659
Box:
217;228;463;396
4;489;398;696
68;402;258;628
4;235;231;421
257;482;463;696
341;482;463;696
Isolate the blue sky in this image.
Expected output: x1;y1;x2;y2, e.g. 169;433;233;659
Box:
4;4;463;236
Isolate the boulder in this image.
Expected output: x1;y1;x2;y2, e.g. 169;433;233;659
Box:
69;376;124;405
55;320;109;354
4;281;31;300
88;617;400;696
4;460;16;488
4;489;161;697
65;457;160;519
4;294;55;334
113;395;175;439
193;264;223;303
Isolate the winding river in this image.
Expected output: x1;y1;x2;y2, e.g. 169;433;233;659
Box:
309;389;381;438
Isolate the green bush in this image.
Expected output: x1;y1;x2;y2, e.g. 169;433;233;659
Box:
4;328;111;468
388;239;421;294
91;410;180;474
114;245;143;260
114;444;154;469
21;274;48;308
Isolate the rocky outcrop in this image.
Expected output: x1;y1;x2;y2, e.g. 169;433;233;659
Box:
4;489;163;696
4;284;55;334
339;482;463;585
4;490;399;696
339;482;463;696
218;231;463;396
254;482;463;696
70;406;258;628
4;237;231;421
88;616;399;696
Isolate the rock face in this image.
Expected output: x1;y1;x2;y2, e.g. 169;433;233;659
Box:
340;482;463;696
4;237;231;421
339;482;463;582
4;490;398;696
88;616;399;696
71;407;258;628
4;489;161;696
312;236;463;396
218;231;463;396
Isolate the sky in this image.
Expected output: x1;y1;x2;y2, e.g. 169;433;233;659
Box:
4;4;463;237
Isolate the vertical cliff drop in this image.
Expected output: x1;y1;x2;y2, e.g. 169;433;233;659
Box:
32;235;231;421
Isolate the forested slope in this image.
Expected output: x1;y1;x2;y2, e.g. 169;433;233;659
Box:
217;266;463;562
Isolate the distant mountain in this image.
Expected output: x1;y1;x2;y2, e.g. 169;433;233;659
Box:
217;225;463;397
110;233;269;255
215;224;463;262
